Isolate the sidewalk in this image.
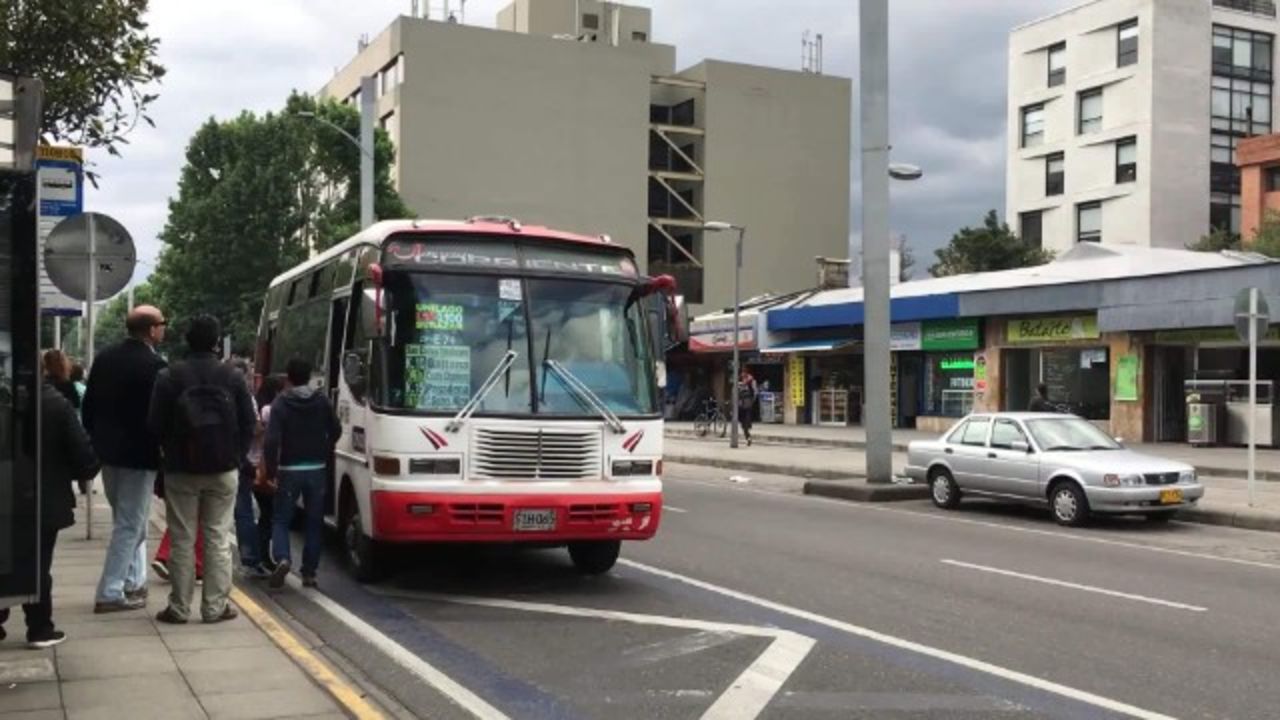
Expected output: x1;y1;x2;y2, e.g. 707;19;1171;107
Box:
665;430;1280;532
0;491;357;720
667;421;1280;481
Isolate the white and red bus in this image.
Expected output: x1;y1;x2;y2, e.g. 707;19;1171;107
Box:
256;217;681;580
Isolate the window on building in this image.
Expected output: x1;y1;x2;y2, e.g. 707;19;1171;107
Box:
1078;88;1103;134
672;98;696;127
1022;104;1045;148
1213;25;1273;81
1115;137;1137;183
1211;192;1242;233
582;13;599;29
1211;76;1272;136
1020;211;1044;249
1266;166;1280;191
1118;19;1139;67
1046;152;1065;196
632;31;647;42
1048;42;1066;87
1077;202;1102;243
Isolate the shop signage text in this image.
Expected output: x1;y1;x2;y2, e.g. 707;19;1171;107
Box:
939;357;975;372
923;319;980;351
788;355;805;407
1007;315;1099;344
890;322;922;351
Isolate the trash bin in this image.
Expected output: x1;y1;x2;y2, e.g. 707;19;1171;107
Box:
1187;401;1222;446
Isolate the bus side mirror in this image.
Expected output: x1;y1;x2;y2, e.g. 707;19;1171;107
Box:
343;352;367;397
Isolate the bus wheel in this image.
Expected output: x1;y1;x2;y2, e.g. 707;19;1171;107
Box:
343;507;384;583
568;540;621;575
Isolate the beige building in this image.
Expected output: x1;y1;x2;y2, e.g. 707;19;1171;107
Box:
321;0;850;313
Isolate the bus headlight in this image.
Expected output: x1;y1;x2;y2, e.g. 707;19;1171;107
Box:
612;460;654;477
408;457;462;476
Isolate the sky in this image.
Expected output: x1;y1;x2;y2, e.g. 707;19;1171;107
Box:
84;0;1067;284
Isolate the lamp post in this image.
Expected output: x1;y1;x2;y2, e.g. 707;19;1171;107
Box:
703;221;746;449
294;75;376;230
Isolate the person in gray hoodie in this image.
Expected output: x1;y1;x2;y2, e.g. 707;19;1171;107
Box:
263;358;341;589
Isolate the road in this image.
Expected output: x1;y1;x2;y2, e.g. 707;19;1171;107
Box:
259;464;1280;720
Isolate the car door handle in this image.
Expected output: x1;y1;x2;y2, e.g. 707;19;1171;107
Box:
944;448;954;455
987;452;997;459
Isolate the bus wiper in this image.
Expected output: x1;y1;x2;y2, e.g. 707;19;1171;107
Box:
446;350;519;433
544;359;626;434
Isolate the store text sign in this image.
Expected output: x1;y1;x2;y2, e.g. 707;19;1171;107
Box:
1007;315;1098;344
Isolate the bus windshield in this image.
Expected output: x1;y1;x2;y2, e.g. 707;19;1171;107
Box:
382;271;659;417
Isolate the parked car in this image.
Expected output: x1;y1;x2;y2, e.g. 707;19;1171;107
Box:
904;412;1204;526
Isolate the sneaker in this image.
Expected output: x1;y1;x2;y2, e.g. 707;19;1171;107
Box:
268;559;290;590
203;605;238;624
26;629;66;649
301;575;318;589
125;586;149;602
155;607;187;625
93;597;145;614
151;560;170;581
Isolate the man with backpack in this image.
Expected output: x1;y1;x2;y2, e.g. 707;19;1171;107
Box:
148;316;256;624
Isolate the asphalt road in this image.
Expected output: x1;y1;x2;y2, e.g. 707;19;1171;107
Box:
262;464;1280;720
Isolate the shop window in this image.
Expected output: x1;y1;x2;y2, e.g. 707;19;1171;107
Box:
925;353;976;418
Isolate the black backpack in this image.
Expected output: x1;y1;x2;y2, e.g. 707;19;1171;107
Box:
171;363;240;473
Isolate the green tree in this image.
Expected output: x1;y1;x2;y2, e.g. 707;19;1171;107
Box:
929;210;1053;277
1249;210;1280;258
0;0;164;161
148;94;412;354
1188;226;1241;252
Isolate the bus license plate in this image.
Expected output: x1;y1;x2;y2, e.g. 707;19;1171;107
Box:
514;509;557;532
1159;489;1183;505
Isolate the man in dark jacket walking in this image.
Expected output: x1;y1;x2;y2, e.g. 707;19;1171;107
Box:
83;305;167;613
148;316;256;624
0;383;99;647
264;358;341;589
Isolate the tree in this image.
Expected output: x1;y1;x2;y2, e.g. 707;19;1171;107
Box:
1188;226;1241;252
1248;210;1280;258
929;210;1054;277
895;235;916;282
148;94;412;354
0;0;164;162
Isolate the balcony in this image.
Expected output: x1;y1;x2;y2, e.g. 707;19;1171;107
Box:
1214;0;1277;17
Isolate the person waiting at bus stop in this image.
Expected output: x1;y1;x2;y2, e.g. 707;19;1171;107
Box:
264;358;341;590
736;366;758;446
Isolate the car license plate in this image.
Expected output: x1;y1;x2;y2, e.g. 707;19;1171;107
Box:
1159;489;1183;505
513;508;557;532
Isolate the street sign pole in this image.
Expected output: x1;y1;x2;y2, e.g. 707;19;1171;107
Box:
1249;287;1258;508
84;214;96;539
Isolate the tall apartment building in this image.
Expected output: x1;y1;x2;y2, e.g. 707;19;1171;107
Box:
321;0;851;313
1006;0;1280;254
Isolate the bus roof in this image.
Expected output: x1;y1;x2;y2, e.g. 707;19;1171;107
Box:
268;218;625;289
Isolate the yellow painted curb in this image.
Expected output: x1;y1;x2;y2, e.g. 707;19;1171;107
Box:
231;586;387;720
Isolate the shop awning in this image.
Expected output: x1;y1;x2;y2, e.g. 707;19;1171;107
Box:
762;339;857;354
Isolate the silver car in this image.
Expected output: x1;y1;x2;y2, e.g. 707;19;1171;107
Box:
904;412;1205;526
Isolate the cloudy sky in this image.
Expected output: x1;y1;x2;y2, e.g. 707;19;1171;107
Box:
85;0;1066;283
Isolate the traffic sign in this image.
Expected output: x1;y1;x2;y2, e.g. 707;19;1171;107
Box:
43;212;136;302
1235;287;1270;344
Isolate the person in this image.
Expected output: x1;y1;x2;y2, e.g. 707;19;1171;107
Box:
0;381;99;647
736;366;758;446
42;349;79;410
1029;383;1055;412
83;305;167;613
264;358;341;589
247;375;285;572
69;362;87;406
229;358;270;578
152;525;203;582
148;315;256;624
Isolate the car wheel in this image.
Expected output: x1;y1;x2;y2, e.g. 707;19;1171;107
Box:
342;505;386;583
929;468;962;510
568;540;621;575
1144;511;1176;524
1050;481;1090;527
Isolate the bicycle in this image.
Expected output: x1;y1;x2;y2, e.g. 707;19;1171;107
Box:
693;399;729;439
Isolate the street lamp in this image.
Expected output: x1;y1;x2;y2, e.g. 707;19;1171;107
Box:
703;220;746;449
293;74;376;230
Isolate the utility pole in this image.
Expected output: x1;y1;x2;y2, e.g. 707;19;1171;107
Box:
359;75;376;230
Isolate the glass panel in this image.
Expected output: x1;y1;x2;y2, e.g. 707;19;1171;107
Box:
991;420;1027;449
961;418;991;445
1255;39;1272;72
1119;22;1139;41
1235;37;1253;68
1117;140;1137;164
1026;417;1120;450
1048;155;1064;174
1213;88;1231;116
1079;205;1102;233
1049;45;1066;71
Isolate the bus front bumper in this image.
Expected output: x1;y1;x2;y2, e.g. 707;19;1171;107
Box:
370;490;664;542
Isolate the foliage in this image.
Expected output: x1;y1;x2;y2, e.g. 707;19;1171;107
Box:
0;0;164;164
1247;211;1280;258
896;235;916;282
147;93;412;354
929;210;1054;277
1187;226;1241;252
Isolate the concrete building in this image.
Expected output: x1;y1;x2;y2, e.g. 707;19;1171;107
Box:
1006;0;1280;255
321;0;851;314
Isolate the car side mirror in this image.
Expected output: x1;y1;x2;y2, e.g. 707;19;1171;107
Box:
1011;440;1031;454
343;351;367;398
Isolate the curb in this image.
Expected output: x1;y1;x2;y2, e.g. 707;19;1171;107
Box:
666;430;1280;482
665;454;861;481
803;479;931;503
1179;506;1280;532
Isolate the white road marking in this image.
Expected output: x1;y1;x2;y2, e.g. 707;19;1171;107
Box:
621;559;1178;720
665;505;689;514
374;589;815;720
939;559;1209;613
285;576;510;720
670;473;1280;571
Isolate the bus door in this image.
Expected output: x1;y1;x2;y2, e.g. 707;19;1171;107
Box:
322;295;348;515
0;171;41;605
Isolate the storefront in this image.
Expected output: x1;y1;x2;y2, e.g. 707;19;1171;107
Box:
889;319;982;432
983;314;1117;421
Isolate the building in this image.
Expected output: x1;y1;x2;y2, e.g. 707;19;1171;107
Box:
1006;0;1280;255
320;0;851;314
1237;130;1280;239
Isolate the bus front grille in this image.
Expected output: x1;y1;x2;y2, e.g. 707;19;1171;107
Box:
471;427;602;480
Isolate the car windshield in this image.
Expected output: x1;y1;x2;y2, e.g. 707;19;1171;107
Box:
1025;417;1121;451
381;271;658;417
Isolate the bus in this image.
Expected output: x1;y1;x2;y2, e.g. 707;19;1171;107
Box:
255;217;682;580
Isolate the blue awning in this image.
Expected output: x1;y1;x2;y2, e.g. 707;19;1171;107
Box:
768;293;961;331
761;339;857;354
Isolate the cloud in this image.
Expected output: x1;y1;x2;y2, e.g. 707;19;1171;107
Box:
84;0;1065;286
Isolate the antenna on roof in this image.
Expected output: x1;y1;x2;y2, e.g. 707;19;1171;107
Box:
357;33;369;51
802;31;824;74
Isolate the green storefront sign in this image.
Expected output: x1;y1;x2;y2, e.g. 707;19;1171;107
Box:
1007;315;1099;343
921;318;980;351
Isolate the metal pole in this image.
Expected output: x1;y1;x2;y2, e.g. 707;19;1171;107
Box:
730;228;744;449
53;316;61;350
85;215;97;539
860;0;892;483
127;284;135;312
359;75;376;230
1249;287;1258;508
